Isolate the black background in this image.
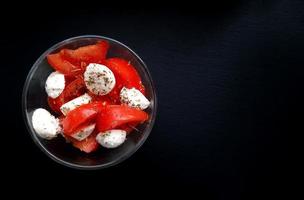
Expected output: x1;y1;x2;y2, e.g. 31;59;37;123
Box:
1;0;300;198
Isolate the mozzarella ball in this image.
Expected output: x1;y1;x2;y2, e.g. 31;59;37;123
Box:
45;71;65;98
32;108;61;139
120;87;150;110
84;63;116;95
96;130;126;148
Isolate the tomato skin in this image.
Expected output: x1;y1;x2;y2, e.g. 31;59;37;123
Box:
105;58;145;103
62;102;105;135
47;77;86;113
97;105;149;132
62;41;109;65
47;53;82;77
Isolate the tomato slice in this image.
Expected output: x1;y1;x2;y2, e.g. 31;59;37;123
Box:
105;58;145;103
63;77;86;101
47;53;83;77
69;131;99;153
47;77;86;113
62;41;109;65
105;58;145;92
62;102;105;135
96;105;149;132
47;41;109;77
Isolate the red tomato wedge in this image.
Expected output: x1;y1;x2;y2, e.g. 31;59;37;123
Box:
97;105;149;132
105;58;145;103
47;53;83;77
62;41;109;65
62;102;105;135
63;77;86;100
69;132;99;153
47;77;86;113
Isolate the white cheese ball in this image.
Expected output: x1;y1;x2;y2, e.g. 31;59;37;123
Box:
60;93;92;115
32;108;61;139
120;87;150;110
84;63;116;95
45;71;65;98
96;130;126;148
71;124;95;141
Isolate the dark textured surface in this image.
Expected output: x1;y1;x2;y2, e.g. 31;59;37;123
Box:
2;0;301;198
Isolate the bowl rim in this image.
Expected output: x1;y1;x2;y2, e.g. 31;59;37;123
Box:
22;35;157;170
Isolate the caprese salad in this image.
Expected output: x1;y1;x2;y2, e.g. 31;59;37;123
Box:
32;40;150;153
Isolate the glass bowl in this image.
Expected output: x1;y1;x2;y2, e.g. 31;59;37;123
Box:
22;35;157;169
